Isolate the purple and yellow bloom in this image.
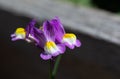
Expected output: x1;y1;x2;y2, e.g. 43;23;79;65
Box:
35;21;66;60
11;17;81;60
11;19;39;43
50;17;81;49
11;19;66;60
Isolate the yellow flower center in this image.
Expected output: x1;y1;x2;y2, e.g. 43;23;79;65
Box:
45;41;56;49
63;33;76;39
62;33;77;45
15;28;26;35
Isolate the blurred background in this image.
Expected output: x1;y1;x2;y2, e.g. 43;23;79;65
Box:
64;0;120;13
1;0;120;79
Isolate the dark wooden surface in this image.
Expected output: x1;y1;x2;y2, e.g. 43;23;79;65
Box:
1;9;120;79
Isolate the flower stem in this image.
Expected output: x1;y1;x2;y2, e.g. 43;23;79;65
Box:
50;55;62;79
52;55;62;77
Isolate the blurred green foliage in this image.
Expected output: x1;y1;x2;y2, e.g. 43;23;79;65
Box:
62;0;120;14
64;0;93;7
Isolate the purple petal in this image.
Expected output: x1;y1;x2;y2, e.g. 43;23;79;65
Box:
64;42;75;49
11;34;16;37
40;53;52;60
11;34;25;41
33;27;46;47
51;52;60;57
51;17;65;34
26;19;36;38
75;39;81;47
43;20;55;41
50;44;66;56
57;44;66;54
25;19;47;47
11;37;23;41
50;17;65;41
30;19;36;25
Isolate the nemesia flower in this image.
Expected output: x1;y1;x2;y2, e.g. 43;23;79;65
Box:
11;19;66;60
37;21;66;60
11;17;81;60
50;17;81;49
11;19;39;43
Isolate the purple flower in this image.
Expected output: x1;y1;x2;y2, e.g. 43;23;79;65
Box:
50;17;81;49
11;19;66;60
36;21;66;60
11;19;39;43
11;17;81;60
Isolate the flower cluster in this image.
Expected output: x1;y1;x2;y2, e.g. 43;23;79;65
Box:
11;17;81;60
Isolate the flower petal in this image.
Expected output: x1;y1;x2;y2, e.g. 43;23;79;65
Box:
24;19;46;46
43;20;55;41
64;42;75;49
51;52;60;56
50;17;65;34
50;17;65;41
57;44;66;54
62;33;78;49
44;41;66;56
44;41;59;54
75;39;81;47
11;36;23;41
11;34;16;37
40;53;52;60
26;19;36;38
11;28;26;41
33;27;46;47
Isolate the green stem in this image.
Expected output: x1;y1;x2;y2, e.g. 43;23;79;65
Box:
49;55;62;79
52;55;62;77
